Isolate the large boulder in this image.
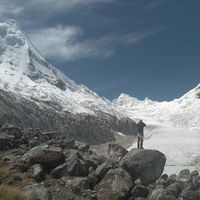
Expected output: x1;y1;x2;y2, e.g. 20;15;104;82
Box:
95;168;133;200
120;149;166;185
21;145;65;171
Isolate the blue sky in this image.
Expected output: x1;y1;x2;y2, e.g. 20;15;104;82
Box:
1;0;200;101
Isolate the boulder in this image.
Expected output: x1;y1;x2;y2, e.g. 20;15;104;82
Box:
180;189;199;200
29;164;45;182
178;169;191;180
162;182;180;197
58;138;75;149
108;143;128;161
120;149;166;185
29;138;39;148
24;183;51;200
0;133;15;150
191;170;199;177
131;185;149;198
50;163;69;179
95;168;133;200
66;155;88;176
79;143;90;152
22;145;65;171
66;177;90;190
0;124;22;139
95;160;117;179
79;152;100;170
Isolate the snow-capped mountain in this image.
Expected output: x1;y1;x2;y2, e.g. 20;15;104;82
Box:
114;86;200;165
113;84;200;128
0;20;122;117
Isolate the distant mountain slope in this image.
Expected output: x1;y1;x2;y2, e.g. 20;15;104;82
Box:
0;20;137;144
113;84;200;128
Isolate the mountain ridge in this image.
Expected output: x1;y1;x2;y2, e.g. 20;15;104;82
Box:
113;84;200;128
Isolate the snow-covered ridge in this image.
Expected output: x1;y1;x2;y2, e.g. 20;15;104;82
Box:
113;84;200;128
0;20;122;117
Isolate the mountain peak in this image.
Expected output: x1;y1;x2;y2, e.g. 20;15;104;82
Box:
0;20;122;117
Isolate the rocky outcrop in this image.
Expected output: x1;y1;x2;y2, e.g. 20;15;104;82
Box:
0;90;137;144
120;149;166;185
0;126;171;200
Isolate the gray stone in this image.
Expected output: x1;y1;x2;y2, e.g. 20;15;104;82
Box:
22;145;65;170
66;177;90;190
66;155;88;176
108;143;128;161
29;164;45;182
163;182;180;197
79;143;90;152
50;163;69;179
120;149;166;185
95;160;117;179
80;152;100;170
24;183;51;200
95;168;133;200
58;138;75;149
29;138;39;148
179;169;191;180
148;185;164;200
180;189;199;200
131;185;149;198
191;170;199;177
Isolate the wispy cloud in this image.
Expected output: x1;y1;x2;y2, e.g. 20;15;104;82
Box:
29;25;162;62
0;0;165;18
29;25;113;62
0;0;112;18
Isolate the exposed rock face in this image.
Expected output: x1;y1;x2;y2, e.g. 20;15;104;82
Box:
95;168;133;200
120;149;166;185
0;90;137;144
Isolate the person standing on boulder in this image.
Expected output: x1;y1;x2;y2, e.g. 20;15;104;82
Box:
136;120;146;149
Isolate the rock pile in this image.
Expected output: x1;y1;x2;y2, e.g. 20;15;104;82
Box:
6;123;200;200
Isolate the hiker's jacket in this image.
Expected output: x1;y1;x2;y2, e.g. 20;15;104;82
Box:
136;121;146;134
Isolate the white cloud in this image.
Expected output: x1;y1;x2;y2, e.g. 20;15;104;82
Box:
29;25;161;62
0;0;112;18
29;25;114;61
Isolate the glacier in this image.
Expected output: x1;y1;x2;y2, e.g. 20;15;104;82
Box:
113;85;200;165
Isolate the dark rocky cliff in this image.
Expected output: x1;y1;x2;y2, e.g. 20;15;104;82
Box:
0;90;137;144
